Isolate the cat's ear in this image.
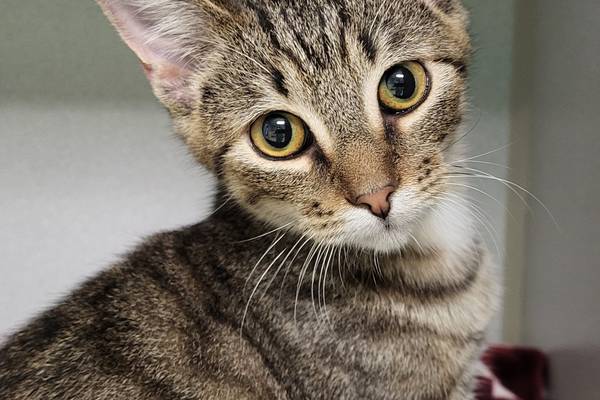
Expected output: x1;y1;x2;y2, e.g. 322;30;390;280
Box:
427;0;456;13
96;0;212;106
425;0;469;23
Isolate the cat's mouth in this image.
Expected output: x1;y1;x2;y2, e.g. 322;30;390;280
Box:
336;187;469;255
336;189;425;253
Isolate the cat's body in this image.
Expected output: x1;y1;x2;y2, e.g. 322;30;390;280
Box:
1;0;499;398
0;206;496;399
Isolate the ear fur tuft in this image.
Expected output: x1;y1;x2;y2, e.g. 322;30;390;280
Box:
429;0;457;14
96;0;213;105
424;0;469;26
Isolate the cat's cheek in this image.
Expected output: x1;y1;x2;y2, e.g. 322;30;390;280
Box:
220;140;324;219
410;191;477;255
250;198;307;228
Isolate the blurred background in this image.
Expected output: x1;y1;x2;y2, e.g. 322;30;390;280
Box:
0;1;598;398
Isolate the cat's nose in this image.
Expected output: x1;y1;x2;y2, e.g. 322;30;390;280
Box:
354;185;396;219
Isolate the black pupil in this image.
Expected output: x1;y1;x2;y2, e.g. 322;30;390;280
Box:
262;114;293;149
386;66;416;100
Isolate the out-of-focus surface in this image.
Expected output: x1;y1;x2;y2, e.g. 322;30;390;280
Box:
516;0;600;398
0;1;150;103
0;104;213;338
0;0;214;339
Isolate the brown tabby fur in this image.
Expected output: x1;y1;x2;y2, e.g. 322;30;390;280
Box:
0;1;499;399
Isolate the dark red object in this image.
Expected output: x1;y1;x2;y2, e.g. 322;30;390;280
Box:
476;346;549;400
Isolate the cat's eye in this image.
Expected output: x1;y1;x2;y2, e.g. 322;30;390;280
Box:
378;62;429;113
250;112;311;159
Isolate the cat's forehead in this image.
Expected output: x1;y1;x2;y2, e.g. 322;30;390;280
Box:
216;0;468;121
221;0;467;58
198;0;470;144
225;0;469;85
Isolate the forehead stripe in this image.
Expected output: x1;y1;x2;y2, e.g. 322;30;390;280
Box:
247;2;307;73
269;67;289;97
358;29;377;62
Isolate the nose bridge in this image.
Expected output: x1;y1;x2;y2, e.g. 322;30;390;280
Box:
335;135;395;198
313;70;395;197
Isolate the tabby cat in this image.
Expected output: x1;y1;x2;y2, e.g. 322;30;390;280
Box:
0;0;499;399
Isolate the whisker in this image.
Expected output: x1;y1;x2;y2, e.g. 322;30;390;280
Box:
336;245;347;291
407;232;427;255
453;142;513;164
374;251;384;279
446;165;560;229
368;251;379;289
442;181;512;217
316;244;330;313
452;166;531;213
278;234;315;302
321;243;337;333
235;220;296;243
443;171;523;219
240;231;288;336
445;191;500;237
457;160;511;170
315;240;336;326
310;243;327;322
294;242;319;325
205;193;234;218
243;238;289;319
432;192;501;257
441;108;483;153
259;233;307;302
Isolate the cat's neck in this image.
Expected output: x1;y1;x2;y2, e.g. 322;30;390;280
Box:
186;197;494;398
205;197;482;300
198;203;494;399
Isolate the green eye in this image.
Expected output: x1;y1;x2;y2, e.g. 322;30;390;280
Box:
378;61;429;113
250;112;311;159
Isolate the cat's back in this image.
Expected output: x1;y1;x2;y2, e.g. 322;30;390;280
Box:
0;220;281;400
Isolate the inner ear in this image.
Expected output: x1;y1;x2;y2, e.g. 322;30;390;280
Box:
96;0;211;106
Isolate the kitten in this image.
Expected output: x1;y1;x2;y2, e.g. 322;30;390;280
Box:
0;1;499;399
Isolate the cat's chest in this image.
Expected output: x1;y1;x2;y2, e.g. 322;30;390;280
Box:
267;299;483;399
244;253;497;399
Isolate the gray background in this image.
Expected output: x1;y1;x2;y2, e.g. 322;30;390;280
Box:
1;1;598;398
514;0;600;398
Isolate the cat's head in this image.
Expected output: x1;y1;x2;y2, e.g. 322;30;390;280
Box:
98;0;473;254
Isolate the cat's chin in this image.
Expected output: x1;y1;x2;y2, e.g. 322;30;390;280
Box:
339;213;425;255
339;189;476;256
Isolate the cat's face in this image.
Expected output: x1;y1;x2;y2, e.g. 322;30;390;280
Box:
99;0;472;254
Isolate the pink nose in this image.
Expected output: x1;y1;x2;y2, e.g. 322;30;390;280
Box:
355;185;396;219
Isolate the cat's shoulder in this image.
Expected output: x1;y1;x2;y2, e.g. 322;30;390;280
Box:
0;219;243;399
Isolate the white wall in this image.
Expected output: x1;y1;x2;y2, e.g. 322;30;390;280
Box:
0;0;211;338
517;0;600;398
463;0;516;341
0;0;515;341
0;103;214;338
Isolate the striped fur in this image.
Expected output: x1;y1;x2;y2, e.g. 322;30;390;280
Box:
0;1;499;399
